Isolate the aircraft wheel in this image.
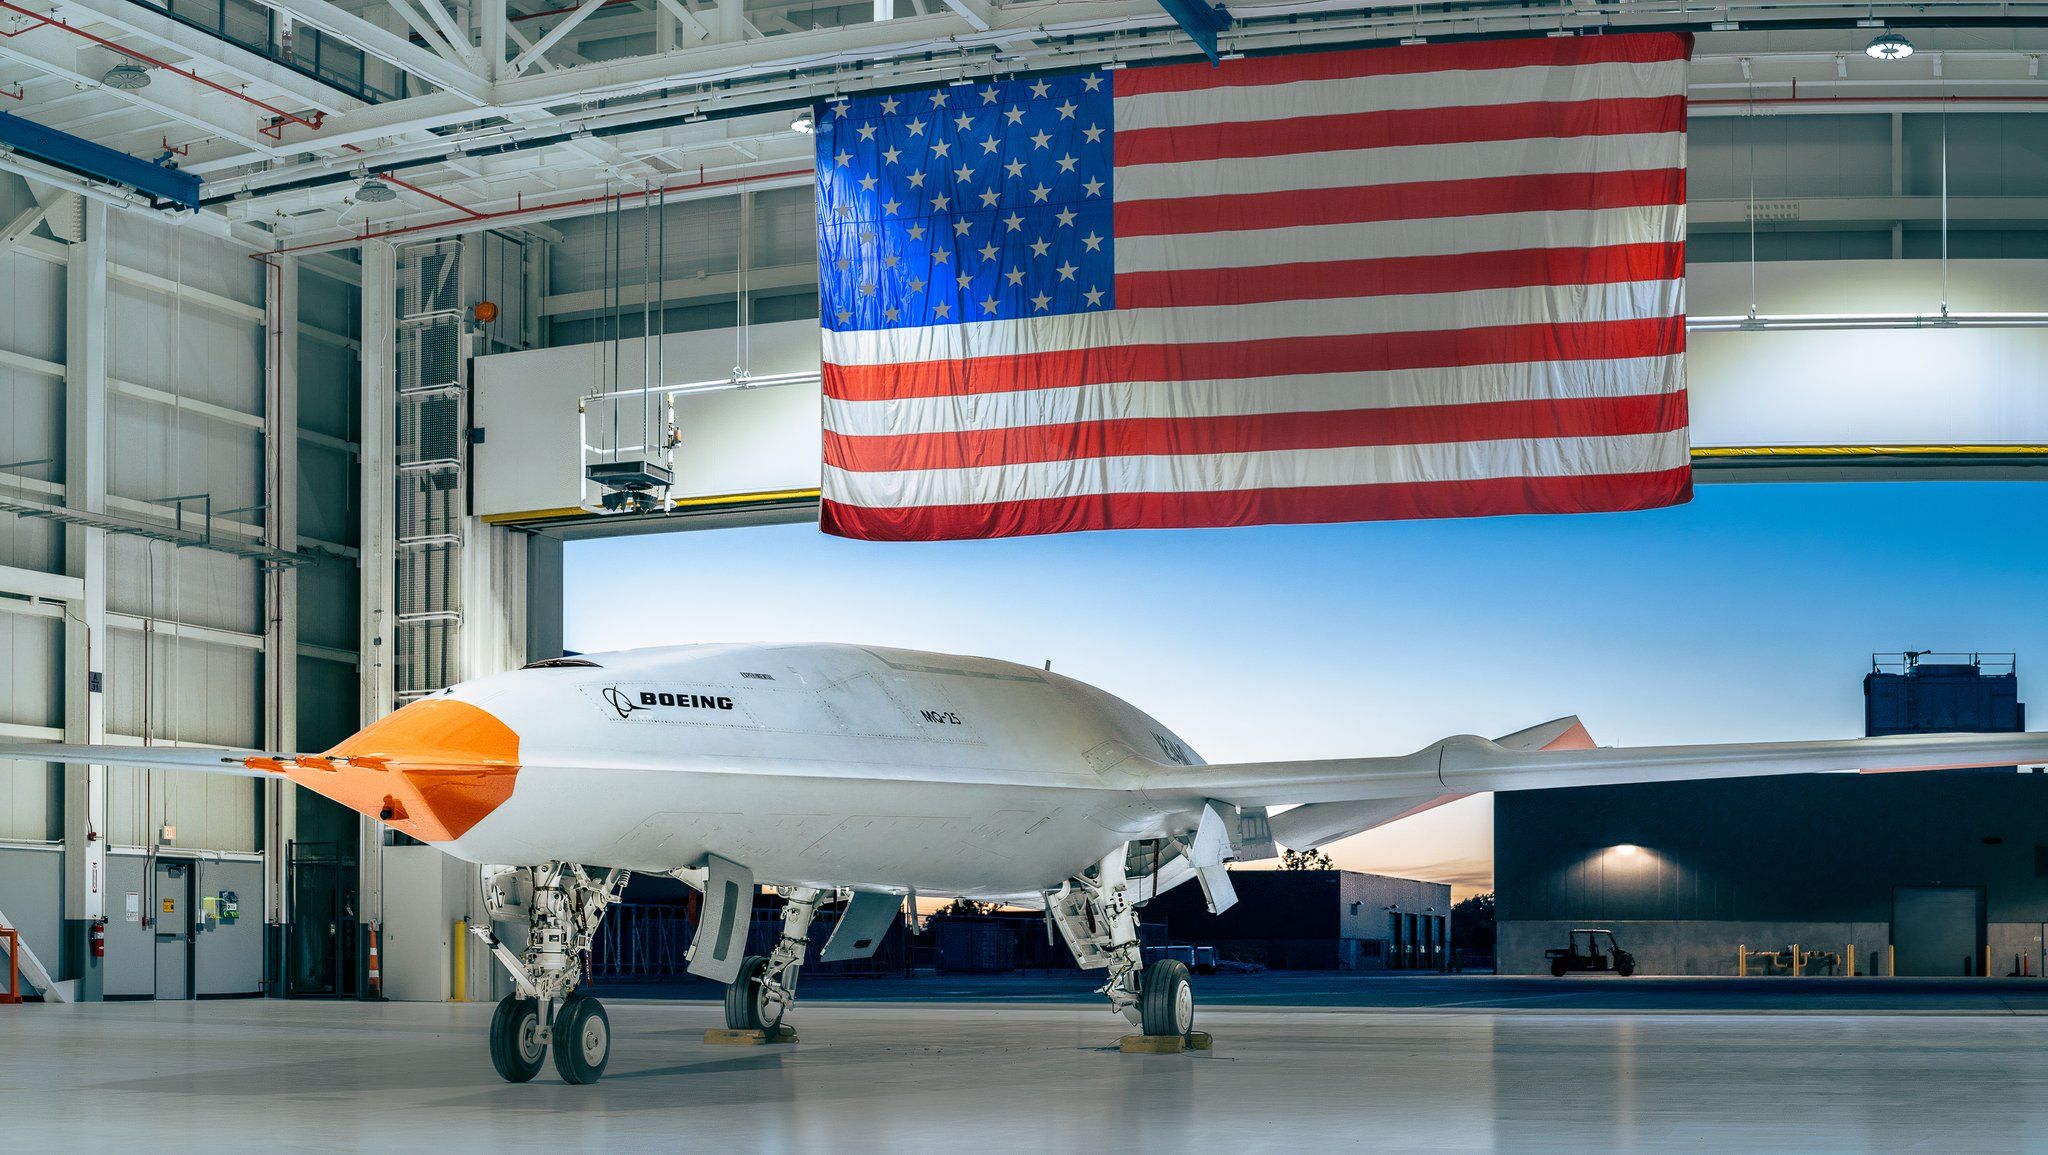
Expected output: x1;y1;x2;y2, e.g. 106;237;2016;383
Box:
724;955;786;1033
1139;959;1194;1039
551;994;611;1085
489;995;547;1084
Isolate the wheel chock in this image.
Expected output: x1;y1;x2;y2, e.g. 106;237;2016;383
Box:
1186;1031;1214;1051
703;1027;799;1046
1119;1034;1185;1054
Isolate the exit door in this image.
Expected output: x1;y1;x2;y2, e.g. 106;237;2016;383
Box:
1892;886;1986;976
154;861;194;1000
286;841;359;998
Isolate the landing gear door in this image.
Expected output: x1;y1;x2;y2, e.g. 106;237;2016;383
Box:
686;854;755;984
1191;803;1240;915
820;890;900;962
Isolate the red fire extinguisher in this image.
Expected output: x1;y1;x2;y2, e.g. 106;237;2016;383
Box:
90;919;106;960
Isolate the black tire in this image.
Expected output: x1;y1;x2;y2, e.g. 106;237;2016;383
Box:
1139;959;1194;1039
724;955;782;1033
1616;954;1637;978
1550;958;1570;978
551;994;611;1085
489;995;546;1084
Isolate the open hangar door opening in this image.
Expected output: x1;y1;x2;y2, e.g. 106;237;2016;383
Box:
5;3;2048;1150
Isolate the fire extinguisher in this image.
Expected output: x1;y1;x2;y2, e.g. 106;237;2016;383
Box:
90;919;106;961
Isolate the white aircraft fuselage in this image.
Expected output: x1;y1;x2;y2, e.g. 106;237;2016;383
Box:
414;642;1209;899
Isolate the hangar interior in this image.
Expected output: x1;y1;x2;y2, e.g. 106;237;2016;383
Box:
2;0;2048;1005
1;1;2048;1147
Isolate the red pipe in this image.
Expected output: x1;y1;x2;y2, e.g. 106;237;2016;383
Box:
258;166;810;256
0;0;324;138
1693;94;2048;107
380;172;486;218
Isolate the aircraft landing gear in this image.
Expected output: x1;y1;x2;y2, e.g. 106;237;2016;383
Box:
1047;847;1197;1039
477;862;628;1083
724;887;822;1033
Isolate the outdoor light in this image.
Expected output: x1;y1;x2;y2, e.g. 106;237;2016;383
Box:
354;176;397;203
789;112;815;134
1612;843;1641;857
1866;32;1914;61
102;62;151;90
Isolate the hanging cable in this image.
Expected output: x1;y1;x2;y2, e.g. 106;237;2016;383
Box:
1940;89;1951;317
1746;67;1758;320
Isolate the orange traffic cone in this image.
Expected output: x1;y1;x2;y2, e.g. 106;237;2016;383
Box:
367;925;382;998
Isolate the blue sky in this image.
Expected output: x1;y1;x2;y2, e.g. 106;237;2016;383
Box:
565;482;2048;897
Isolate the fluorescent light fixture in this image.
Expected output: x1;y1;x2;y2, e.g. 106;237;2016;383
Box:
1856;16;1885;26
102;62;151;90
1688;312;2048;332
1399;35;1426;46
947;76;972;86
789;112;815;134
1866;32;1913;60
354;177;397;204
1709;20;1739;30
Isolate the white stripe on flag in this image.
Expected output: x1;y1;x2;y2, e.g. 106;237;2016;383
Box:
822;355;1686;437
822;430;1691;508
822;280;1684;367
1113;134;1682;202
1114;206;1685;274
1113;59;1687;133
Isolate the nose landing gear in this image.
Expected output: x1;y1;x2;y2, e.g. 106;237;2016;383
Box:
477;862;627;1084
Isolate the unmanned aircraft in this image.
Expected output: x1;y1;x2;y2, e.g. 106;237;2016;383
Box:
9;642;2048;1084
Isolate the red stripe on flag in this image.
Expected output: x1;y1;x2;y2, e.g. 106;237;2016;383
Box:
1114;95;1686;168
1111;33;1694;96
1115;243;1685;310
1115;168;1685;238
823;391;1689;473
820;466;1696;540
822;316;1687;402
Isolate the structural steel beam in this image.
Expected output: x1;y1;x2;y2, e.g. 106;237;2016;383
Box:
244;0;490;103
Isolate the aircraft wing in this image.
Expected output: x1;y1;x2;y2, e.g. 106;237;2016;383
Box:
1143;729;2048;810
0;743;282;774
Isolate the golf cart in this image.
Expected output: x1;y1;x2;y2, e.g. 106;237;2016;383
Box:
1546;928;1637;977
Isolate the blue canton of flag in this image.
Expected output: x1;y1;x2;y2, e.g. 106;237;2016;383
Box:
816;72;1114;332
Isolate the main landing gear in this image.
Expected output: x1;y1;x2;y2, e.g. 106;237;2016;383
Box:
1047;848;1199;1044
476;862;628;1084
724;886;822;1035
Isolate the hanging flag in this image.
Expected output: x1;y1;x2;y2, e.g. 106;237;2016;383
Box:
814;33;1692;541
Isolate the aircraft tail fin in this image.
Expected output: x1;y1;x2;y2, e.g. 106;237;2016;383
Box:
1264;717;1594;849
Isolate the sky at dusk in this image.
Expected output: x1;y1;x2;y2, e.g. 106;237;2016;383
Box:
565;481;2048;900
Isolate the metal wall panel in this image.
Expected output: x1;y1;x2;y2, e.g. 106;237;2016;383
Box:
105;536;262;636
0;251;66;366
105;282;265;416
0;614;62;731
0;846;62;985
101;630;261;750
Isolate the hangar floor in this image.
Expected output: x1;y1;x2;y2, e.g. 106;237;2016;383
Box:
5;983;2047;1152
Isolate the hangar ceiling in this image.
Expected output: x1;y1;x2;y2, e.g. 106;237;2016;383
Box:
5;1;2048;253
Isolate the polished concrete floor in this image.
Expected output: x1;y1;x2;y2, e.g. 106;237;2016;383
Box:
6;982;2048;1153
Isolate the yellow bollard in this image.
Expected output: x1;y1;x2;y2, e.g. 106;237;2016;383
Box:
1986;944;1994;979
1791;943;1801;978
1888;944;1896;977
452;918;468;1002
1737;942;1746;978
1847;943;1856;977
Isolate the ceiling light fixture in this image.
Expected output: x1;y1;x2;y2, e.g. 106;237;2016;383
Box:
101;62;150;90
354;176;397;203
789;112;815;134
1865;32;1913;61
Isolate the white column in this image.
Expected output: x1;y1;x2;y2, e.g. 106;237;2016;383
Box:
62;200;109;997
358;240;399;938
262;255;301;984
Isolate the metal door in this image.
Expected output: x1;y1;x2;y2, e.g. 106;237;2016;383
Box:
1892;886;1985;976
153;861;193;1000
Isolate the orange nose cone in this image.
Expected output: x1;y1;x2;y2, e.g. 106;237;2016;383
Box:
285;698;521;843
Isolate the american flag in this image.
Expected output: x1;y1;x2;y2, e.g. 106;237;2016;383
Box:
814;34;1692;540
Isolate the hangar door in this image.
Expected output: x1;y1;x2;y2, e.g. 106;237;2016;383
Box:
1892;886;1985;977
